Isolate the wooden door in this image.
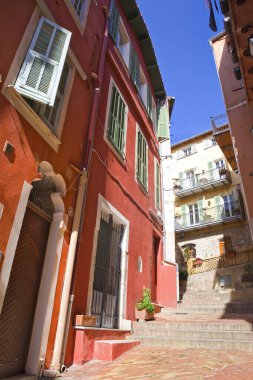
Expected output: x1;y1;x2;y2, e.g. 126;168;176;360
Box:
0;205;50;378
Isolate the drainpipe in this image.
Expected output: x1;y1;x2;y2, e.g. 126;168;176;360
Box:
49;6;110;373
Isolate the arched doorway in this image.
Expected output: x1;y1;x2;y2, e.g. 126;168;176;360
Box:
0;176;58;378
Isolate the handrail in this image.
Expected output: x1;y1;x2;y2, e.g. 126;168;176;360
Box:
174;166;230;192
188;249;253;275
175;201;242;231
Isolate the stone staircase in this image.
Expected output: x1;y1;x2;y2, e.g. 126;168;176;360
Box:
128;289;253;352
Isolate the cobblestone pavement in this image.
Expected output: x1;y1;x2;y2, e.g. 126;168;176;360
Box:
59;346;253;379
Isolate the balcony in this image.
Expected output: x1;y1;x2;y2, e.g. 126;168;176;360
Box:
174;167;231;198
211;114;229;135
211;114;238;172
175;201;243;232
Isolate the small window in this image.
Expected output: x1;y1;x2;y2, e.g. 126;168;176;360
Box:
15;17;71;106
215;159;225;168
107;83;127;157
138;67;147;107
177;144;196;159
70;0;86;20
204;138;217;149
109;0;119;43
136;128;148;190
130;43;140;89
116;19;130;67
155;159;161;209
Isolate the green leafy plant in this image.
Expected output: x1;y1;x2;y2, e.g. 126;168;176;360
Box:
136;288;155;313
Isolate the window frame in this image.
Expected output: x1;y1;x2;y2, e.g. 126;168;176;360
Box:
154;158;161;210
136;125;148;191
1;6;77;152
14;16;71;106
24;59;75;138
116;17;130;68
104;77;128;161
64;0;91;35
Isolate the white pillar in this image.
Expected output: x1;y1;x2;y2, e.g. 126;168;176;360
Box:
26;210;65;375
51;174;87;370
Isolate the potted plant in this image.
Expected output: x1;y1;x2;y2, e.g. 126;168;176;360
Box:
135;288;155;321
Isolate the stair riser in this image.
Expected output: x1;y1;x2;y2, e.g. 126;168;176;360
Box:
129;337;253;352
131;330;253;340
132;322;253;332
162;308;253;315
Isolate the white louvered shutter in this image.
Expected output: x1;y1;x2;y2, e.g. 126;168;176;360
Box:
15;17;71;106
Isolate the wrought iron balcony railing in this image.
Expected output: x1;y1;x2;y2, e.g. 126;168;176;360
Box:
174;167;231;196
175;201;242;232
211;114;229;135
188;249;253;275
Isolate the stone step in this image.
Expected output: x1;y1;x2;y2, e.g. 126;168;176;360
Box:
131;327;253;341
127;336;253;352
93;339;140;361
133;321;253;332
161;303;253;316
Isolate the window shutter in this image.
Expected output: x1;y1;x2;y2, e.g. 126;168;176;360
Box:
147;85;153;118
109;0;119;43
181;204;187;227
177;150;183;159
15;17;71;106
208;161;214;181
178;172;184;187
215;195;223;220
136;129;148;189
155;161;161;209
197;199;204;221
130;44;140;88
107;84;126;156
191;144;196;153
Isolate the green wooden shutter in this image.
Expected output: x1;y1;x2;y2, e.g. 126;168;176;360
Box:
214;195;223;220
130;44;140;88
107;85;126;156
197;199;204;222
155;161;161;209
137;130;148;189
179;172;184;189
208;161;214;181
156;102;170;139
109;0;119;43
181;205;187;228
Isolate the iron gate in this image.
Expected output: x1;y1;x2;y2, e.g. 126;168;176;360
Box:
91;213;123;328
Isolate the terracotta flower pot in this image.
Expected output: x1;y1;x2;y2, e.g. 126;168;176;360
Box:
135;308;154;321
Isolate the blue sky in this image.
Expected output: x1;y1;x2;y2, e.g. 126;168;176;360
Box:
137;0;225;144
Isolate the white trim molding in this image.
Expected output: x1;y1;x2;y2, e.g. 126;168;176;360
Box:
0;181;32;313
86;194;131;330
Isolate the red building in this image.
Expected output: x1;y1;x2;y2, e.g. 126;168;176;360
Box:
0;0;176;377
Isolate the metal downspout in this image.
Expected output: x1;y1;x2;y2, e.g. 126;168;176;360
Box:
49;6;110;373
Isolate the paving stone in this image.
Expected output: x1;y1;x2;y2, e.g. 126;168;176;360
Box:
57;346;253;379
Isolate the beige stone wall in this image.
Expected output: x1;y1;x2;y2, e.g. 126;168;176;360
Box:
176;223;253;261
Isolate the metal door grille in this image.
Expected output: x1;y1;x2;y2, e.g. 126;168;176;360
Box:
91;213;123;328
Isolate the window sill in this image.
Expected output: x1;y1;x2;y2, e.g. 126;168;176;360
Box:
204;145;216;150
5;86;61;152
